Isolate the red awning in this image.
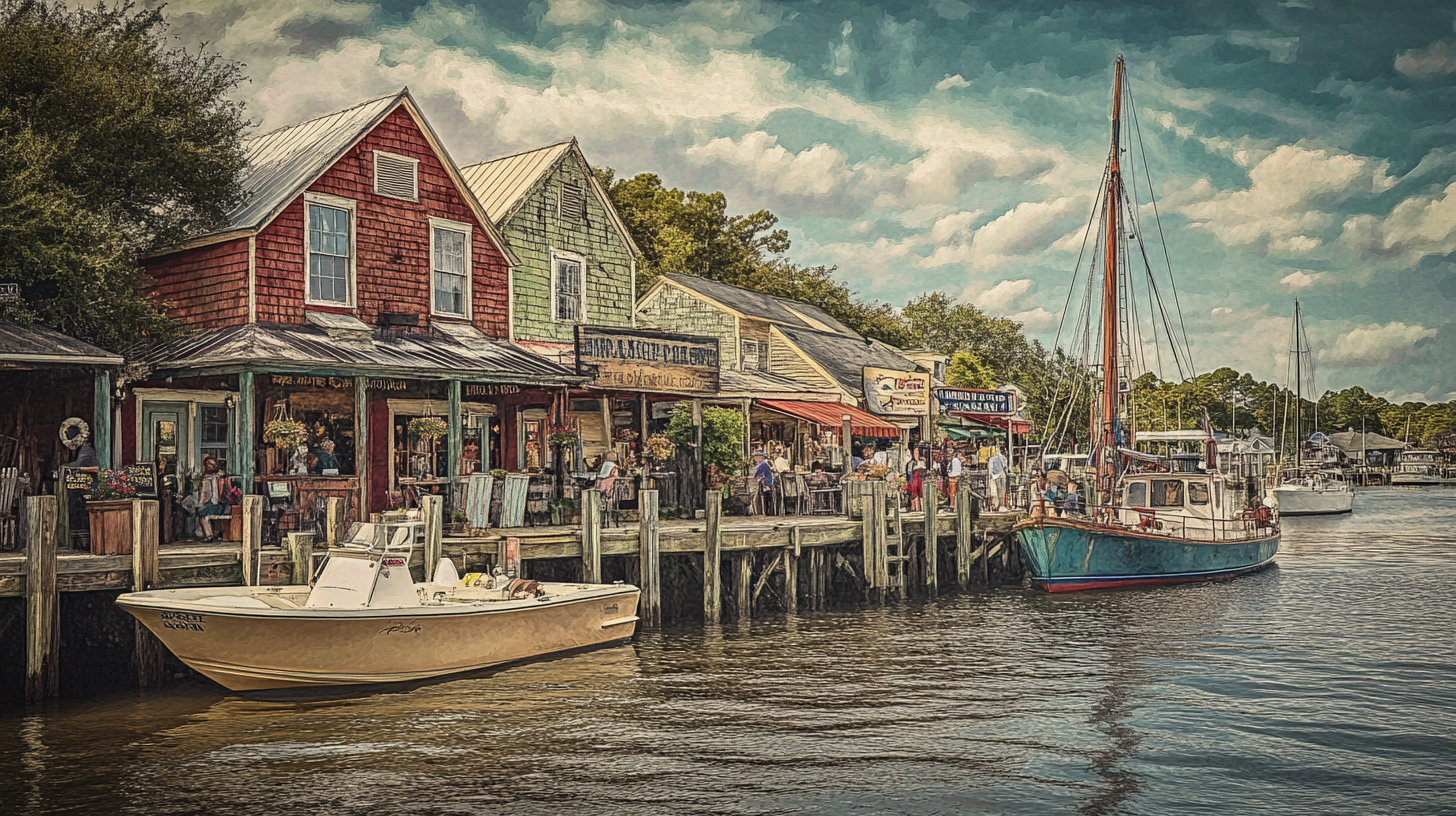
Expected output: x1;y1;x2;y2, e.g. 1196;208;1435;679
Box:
951;412;1033;435
757;400;903;438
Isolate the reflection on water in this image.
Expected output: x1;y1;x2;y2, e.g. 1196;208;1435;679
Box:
3;488;1455;815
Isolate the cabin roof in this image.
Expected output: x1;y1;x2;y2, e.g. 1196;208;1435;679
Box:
661;274;859;337
0;320;122;367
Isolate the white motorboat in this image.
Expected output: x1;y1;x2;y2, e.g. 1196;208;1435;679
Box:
1271;469;1354;515
117;523;640;691
1391;450;1441;486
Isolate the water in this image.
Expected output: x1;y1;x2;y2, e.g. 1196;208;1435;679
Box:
4;488;1454;815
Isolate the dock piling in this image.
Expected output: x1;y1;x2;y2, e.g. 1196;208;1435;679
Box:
784;532;799;614
24;495;59;703
734;551;752;619
241;495;264;587
638;489;661;627
131;499;164;688
323;497;346;546
287;532;315;585
923;480;939;596
862;480;887;602
420;494;443;581
703;491;722;623
581;489;602;583
956;486;973;589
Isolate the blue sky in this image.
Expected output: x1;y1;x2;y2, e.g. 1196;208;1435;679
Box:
157;0;1456;402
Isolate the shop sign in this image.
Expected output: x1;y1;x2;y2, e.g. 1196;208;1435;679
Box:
269;374;352;389
464;384;521;397
575;327;720;394
863;366;930;416
366;378;409;391
934;387;1014;416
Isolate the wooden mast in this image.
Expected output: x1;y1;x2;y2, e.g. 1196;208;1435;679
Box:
1100;56;1125;503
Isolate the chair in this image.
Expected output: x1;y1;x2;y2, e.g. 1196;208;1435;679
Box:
807;473;840;515
778;473;806;516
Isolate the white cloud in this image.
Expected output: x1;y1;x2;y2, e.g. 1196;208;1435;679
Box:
1010;307;1059;332
1279;270;1325;288
1212;306;1234;315
924;196;1083;269
978;278;1034;311
1227;31;1301;64
1339;179;1456;263
684;131;851;198
1320;322;1438;368
936;74;971;90
1396;40;1456;79
541;0;610;27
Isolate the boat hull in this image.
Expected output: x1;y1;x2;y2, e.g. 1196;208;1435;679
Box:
1271;485;1354;515
1014;518;1280;592
1391;474;1440;486
117;583;640;691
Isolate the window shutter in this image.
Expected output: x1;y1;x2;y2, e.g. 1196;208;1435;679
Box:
375;152;418;200
559;182;586;221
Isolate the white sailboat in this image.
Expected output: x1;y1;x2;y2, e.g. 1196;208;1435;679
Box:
117;523;640;691
1271;300;1353;515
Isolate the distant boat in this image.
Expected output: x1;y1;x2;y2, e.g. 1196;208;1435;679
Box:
1015;57;1279;591
1270;302;1353;515
117;524;640;691
1391;449;1442;486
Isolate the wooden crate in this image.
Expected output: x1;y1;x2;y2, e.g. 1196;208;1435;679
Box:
87;500;133;555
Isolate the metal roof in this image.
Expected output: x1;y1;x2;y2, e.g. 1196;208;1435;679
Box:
126;322;581;384
716;368;839;400
773;325;923;399
0;320;122;367
662;274;859;337
460;140;574;224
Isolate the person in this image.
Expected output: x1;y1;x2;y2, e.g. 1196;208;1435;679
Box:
978;440;993;468
810;460;825;473
852;446;869;472
1044;463;1071;516
946;448;964;507
310;438;340;475
772;450;791;475
906;448;926;511
193;456;230;541
872;446;890;468
1028;469;1048;519
752;450;774;514
987;445;1009;511
1061;480;1081;516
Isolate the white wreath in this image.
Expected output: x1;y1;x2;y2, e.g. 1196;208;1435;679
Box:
60;417;90;450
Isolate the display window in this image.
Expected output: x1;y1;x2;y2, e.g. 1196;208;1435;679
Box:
258;375;357;476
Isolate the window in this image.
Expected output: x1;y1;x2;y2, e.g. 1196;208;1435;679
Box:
934;360;947;382
1188;482;1210;505
1151;479;1184;507
374;151;418;200
199;406;231;473
741;340;760;371
1126;481;1146;508
306;195;355;306
559;181;586;221
430;218;471;317
553;253;585;322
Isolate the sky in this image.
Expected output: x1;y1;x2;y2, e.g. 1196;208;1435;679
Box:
153;0;1456;402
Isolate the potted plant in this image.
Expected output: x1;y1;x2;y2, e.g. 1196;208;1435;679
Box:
87;468;138;555
547;424;579;448
446;509;468;535
263;406;308;450
643;433;676;469
407;415;449;441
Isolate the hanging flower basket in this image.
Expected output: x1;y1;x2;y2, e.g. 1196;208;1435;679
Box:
263;417;308;449
643;433;676;465
408;416;449;440
547;424;579;447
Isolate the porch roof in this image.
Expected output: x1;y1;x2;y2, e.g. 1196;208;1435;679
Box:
0;320;122;367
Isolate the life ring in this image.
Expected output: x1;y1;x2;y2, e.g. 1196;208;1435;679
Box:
59;417;90;450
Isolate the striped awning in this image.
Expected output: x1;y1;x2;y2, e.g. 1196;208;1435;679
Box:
756;400;902;438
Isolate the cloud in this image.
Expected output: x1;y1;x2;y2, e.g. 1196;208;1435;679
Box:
935;74;971;90
1396;39;1456;79
683;131;853;204
1212;306;1234;315
1319;322;1438;368
1010;307;1059;332
1279;270;1325;288
924;196;1083;269
978;278;1034;311
1338;179;1456;263
1227;31;1301;64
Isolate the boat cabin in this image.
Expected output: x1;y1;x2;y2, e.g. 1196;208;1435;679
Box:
1118;460;1249;541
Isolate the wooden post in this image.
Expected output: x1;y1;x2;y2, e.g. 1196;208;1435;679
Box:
863;480;886;601
734;551;752;620
237;372;255;495
93;370;112;470
784;531;799;614
638;489;661;627
703;491;722;624
807;546;826;611
241;495;263;586
25;495;59;703
447;380;462;483
581;488;602;583
131;499;164;688
923;478;939;596
354;376;369;517
287;532;315;585
956;485;974;590
323;496;346;546
420;493;443;581
841;414;853;474
691;398;704;513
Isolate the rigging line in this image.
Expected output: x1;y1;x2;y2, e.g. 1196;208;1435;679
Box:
1051;163;1112;355
1134;237;1192;381
1126;76;1197;377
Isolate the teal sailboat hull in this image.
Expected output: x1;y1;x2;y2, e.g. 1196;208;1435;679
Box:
1014;518;1280;592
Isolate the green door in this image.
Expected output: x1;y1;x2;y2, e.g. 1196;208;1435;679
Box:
142;402;190;491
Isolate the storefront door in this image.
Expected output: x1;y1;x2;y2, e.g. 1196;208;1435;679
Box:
142;402;189;487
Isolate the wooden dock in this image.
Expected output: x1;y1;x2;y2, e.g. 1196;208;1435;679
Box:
2;482;1025;702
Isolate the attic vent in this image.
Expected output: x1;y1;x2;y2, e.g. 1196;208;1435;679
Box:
374;151;418;200
559;181;586;221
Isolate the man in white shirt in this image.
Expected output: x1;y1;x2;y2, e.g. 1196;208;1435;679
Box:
987;446;1009;510
946;450;964;507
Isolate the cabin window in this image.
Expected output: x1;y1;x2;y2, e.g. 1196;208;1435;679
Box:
430;218;471;317
741;340;760;371
559;181;587;221
1214;481;1222;509
305;194;356;306
373;151;419;201
1126;482;1146;507
1151;479;1184;507
1188;482;1210;505
552;253;585;322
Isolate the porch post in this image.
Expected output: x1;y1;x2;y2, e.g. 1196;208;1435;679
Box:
237;371;255;493
355;377;369;517
447;379;462;480
92;370;112;469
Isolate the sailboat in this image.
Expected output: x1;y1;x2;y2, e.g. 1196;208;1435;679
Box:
1270;300;1354;514
1014;57;1280;592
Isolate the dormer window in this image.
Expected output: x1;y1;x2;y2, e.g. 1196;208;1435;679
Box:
559;181;586;221
374;150;419;201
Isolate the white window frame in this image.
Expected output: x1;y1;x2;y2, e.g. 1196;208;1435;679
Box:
741;339;760;371
303;192;357;308
429;216;473;319
373;150;420;202
551;249;587;324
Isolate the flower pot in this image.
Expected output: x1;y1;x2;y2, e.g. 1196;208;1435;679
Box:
87;500;133;555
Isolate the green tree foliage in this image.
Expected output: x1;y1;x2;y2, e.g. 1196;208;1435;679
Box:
0;0;248;348
945;350;995;389
666;402;745;473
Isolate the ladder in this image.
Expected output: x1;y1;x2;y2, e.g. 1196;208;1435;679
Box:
884;490;907;594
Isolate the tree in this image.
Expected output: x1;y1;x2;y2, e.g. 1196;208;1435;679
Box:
945;350;995;389
666;402;745;474
0;1;248;348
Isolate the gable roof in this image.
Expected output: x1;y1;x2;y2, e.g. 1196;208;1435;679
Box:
774;324;923;399
156;89;517;266
659;274;858;337
460;138;641;257
1328;430;1408;451
0;320;122;367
